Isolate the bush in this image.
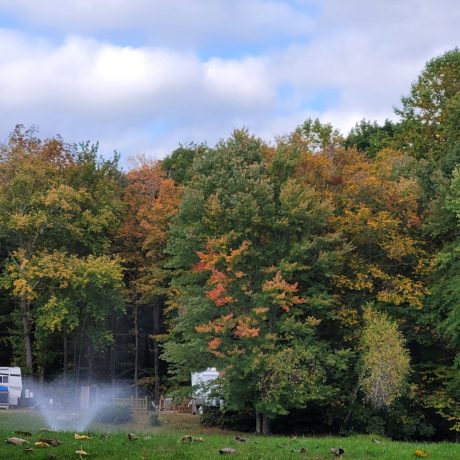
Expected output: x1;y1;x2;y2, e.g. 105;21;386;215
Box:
94;404;132;425
150;411;161;426
200;407;254;432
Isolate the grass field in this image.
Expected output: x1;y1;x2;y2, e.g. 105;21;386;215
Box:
0;410;458;459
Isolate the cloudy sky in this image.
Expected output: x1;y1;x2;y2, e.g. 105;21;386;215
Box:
0;1;459;163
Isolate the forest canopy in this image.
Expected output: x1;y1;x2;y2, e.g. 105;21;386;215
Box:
0;48;459;440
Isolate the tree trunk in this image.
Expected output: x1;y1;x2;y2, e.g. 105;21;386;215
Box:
343;380;360;425
153;302;160;408
38;365;45;385
133;303;139;398
63;329;68;384
87;342;94;382
110;313;117;396
110;343;116;391
262;413;271;435
76;330;83;384
73;335;77;380
255;411;262;434
20;297;33;375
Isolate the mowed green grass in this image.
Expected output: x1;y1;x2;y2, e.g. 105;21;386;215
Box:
0;411;458;459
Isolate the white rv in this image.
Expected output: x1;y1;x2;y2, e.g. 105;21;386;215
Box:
191;367;220;414
0;367;22;407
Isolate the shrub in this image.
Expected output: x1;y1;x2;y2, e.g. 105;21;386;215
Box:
150;411;161;426
200;407;254;432
94;404;132;425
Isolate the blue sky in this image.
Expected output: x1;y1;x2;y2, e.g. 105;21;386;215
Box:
0;0;458;164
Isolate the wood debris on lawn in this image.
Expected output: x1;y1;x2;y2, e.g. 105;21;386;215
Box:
5;437;29;445
180;435;204;443
34;441;50;448
331;447;344;456
219;447;237;454
38;438;62;446
76;445;90;456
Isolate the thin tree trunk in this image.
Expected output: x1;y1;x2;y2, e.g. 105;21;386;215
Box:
73;335;77;382
262;413;271;435
153;302;160;408
87;342;93;383
255;411;262;434
21;297;33;376
110;335;116;385
134;303;139;398
63;329;68;384
38;365;45;385
76;325;84;385
343;380;360;425
110;343;116;397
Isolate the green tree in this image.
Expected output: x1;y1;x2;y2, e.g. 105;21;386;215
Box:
1;250;124;382
164;130;348;434
162;144;207;185
396;48;460;162
426;167;460;433
0;126;124;377
345;119;399;158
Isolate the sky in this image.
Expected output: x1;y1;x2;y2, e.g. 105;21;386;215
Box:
0;0;459;164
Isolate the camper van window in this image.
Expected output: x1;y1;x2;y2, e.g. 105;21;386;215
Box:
0;376;8;383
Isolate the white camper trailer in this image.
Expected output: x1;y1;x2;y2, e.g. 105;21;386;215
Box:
0;367;22;407
191;367;220;414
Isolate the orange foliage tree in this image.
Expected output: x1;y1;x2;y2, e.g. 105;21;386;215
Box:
117;158;182;402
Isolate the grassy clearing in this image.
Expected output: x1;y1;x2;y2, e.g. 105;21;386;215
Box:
0;410;458;459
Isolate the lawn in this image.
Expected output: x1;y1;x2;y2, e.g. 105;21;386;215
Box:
0;410;458;459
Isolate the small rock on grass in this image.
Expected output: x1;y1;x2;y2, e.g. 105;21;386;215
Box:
219;447;237;454
331;447;344;456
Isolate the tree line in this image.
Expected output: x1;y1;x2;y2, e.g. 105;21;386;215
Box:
0;49;459;439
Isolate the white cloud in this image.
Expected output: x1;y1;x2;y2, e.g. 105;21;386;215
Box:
204;57;274;107
0;0;315;48
0;32;275;159
0;0;458;162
